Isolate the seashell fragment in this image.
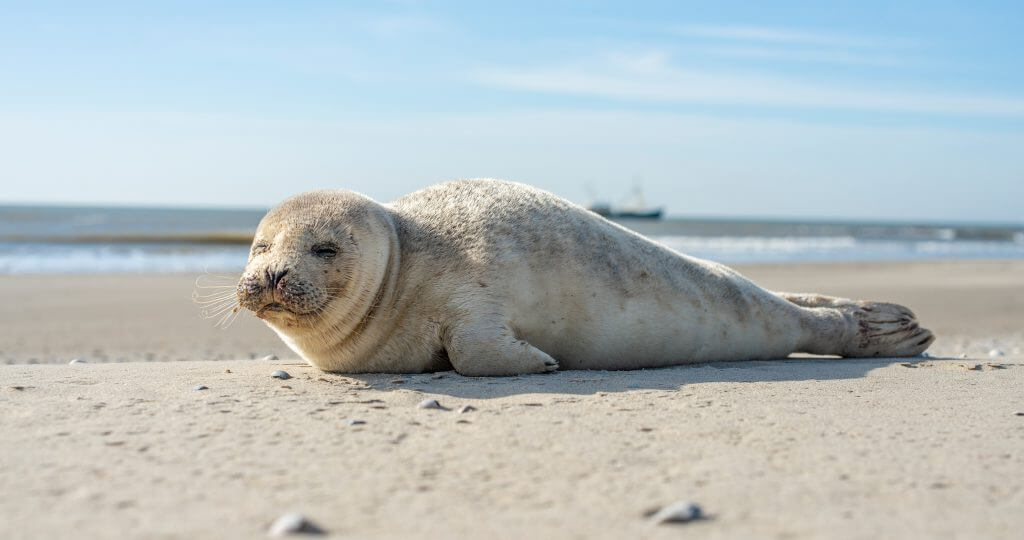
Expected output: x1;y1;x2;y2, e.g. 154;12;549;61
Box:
648;501;704;524
417;398;443;410
268;512;324;536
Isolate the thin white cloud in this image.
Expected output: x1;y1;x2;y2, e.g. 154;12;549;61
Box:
673;24;910;49
473;55;1024;118
699;45;908;67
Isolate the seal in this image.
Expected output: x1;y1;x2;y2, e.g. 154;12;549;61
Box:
236;179;934;376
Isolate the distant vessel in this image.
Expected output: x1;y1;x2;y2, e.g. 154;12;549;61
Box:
586;183;664;220
586;204;664;219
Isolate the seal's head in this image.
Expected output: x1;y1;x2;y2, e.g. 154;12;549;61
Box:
236;190;396;339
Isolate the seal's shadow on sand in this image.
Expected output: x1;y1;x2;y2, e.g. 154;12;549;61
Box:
327;356;938;399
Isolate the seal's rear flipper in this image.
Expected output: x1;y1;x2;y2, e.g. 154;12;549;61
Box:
837;301;935;357
798;300;934;358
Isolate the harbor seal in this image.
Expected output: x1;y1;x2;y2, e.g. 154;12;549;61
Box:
236;179;934;376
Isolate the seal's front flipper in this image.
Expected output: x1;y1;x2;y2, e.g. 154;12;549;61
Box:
443;320;559;376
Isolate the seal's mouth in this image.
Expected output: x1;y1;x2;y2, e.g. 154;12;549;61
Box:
256;302;288;319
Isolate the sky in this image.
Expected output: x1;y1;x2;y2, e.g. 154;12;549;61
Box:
2;0;1023;222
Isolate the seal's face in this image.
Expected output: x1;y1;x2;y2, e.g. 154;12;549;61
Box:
236;190;394;361
236;213;356;328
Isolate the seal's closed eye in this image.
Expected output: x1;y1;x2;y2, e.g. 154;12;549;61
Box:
312;243;338;258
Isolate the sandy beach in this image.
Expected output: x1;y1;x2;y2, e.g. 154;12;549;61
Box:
2;260;1023;538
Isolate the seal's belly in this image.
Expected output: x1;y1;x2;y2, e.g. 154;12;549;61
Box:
504;265;710;369
504;261;797;369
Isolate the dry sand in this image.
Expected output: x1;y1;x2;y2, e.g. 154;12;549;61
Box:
2;261;1023;539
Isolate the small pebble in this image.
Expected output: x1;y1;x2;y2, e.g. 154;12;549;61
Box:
193;385;208;391
271;370;291;380
268;512;324;536
417;398;443;410
989;349;1004;358
263;354;279;362
68;358;86;365
648;501;704;524
345;419;366;426
1015;412;1024;417
457;405;477;414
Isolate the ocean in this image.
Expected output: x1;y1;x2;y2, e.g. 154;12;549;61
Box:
1;205;1022;273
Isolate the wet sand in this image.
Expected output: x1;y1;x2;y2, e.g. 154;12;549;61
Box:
1;261;1022;538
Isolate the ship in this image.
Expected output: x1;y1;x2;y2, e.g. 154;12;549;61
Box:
586;183;664;220
586;203;664;219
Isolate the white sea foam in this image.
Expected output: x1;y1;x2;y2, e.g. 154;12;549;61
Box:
0;244;248;274
651;235;1024;264
3;235;1024;274
654;235;859;254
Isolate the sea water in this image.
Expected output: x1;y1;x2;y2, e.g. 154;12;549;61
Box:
1;205;1022;274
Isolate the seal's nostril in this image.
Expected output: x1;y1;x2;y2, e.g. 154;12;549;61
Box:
268;268;289;289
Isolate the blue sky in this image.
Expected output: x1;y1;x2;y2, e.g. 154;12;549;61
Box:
2;1;1023;222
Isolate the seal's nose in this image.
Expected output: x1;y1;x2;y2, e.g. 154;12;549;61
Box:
266;268;289;289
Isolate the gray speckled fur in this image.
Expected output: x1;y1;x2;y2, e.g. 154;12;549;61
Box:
236;179;934;376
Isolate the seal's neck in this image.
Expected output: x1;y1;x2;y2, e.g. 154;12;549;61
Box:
281;206;402;370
